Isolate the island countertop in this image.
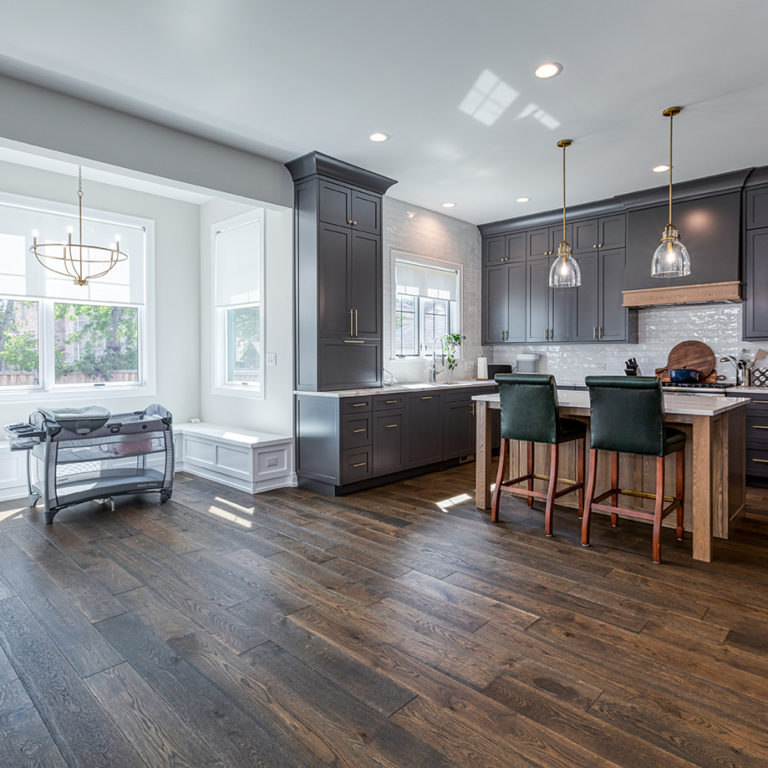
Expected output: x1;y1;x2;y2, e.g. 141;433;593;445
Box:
472;391;749;563
472;390;751;417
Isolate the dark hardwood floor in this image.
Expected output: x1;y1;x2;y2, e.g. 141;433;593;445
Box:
1;466;768;767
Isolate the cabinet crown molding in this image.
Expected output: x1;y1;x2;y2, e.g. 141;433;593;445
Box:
286;151;398;195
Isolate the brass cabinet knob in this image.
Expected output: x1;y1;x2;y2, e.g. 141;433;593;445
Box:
593;244;597;248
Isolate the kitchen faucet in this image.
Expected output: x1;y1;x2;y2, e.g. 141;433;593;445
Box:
428;340;444;383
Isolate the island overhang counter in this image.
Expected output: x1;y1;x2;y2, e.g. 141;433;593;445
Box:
472;390;749;562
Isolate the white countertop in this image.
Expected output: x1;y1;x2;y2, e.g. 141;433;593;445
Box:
729;386;768;394
472;390;751;417
294;379;497;398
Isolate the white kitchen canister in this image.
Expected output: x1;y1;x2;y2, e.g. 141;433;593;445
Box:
477;356;489;380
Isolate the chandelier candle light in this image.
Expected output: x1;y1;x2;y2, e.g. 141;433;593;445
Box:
549;139;581;288
651;106;690;278
31;167;128;286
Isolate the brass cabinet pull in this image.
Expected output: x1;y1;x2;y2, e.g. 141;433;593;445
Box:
385;399;399;404
421;396;433;400
351;402;367;407
349;308;354;336
592;327;596;339
354;308;359;337
752;458;768;464
753;400;768;404
599;326;604;339
351;462;366;468
343;339;364;344
470;403;476;416
352;428;367;433
752;425;768;430
384;424;399;429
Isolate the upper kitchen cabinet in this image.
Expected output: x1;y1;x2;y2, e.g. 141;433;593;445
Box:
484;232;526;266
743;168;768;339
528;224;572;260
573;215;625;255
287;151;397;391
483;261;526;344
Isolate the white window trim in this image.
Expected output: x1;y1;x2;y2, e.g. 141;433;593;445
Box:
389;248;463;362
211;209;266;400
0;190;156;403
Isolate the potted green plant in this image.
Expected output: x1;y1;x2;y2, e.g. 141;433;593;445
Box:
441;333;465;373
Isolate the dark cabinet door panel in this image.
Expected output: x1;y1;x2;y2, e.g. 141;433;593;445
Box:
550;288;573;342
318;181;351;228
573;219;599;254
351;191;381;234
746;188;768;230
599;215;626;250
349;232;381;338
506;232;527;263
527;258;551;342
341;447;372;483
599;247;627;340
485;235;506;266
341;414;371;449
373;413;405;475
507;262;527;343
405;394;443;467
444;399;475;459
528;228;551;259
745;228;768;339
319;340;381;390
549;224;572;254
318;225;351;336
572;252;599;341
485;264;509;343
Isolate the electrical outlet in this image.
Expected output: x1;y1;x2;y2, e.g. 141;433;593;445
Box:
266;353;277;366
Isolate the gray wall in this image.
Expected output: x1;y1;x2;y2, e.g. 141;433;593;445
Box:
0;74;293;207
382;198;484;383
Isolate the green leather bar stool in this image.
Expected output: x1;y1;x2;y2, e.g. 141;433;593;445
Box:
582;376;685;563
492;373;586;536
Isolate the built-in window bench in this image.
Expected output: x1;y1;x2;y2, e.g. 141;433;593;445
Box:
175;423;295;493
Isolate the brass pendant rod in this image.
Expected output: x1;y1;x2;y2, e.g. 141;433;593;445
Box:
78;166;84;279
668;112;673;227
562;142;566;242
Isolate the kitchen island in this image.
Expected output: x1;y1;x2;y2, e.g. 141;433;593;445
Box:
472;389;749;562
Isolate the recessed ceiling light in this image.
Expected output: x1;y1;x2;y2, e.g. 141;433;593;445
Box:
441;202;456;208
652;164;670;173
534;62;562;79
406;210;416;218
515;197;530;203
369;131;389;142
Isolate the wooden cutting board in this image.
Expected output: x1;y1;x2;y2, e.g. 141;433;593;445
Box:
655;340;716;380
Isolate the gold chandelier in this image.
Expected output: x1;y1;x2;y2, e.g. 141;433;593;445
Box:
31;167;128;286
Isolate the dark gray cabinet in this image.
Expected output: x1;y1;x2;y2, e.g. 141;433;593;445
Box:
373;412;405;475
746;187;768;230
744;227;768;339
296;385;498;494
485;232;526;266
405;393;443;467
483;213;630;345
483;261;526;344
288;151;397;391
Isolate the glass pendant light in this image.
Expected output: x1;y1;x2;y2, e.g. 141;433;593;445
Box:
549;139;581;288
651;106;690;278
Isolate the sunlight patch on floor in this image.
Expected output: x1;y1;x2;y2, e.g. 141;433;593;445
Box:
435;492;472;512
207;504;253;528
214;496;255;515
0;508;24;522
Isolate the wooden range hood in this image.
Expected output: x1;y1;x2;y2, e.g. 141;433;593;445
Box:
622;280;742;308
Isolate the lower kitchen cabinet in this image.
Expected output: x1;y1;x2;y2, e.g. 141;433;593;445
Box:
728;390;768;484
296;386;498;494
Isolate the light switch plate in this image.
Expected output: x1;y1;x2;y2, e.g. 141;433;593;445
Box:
266;353;277;366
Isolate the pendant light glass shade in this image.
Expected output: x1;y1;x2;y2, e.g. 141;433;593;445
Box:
651;223;691;278
549;241;582;287
549;139;580;288
651;106;690;278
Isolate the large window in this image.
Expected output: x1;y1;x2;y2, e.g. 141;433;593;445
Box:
213;210;264;395
393;256;460;357
0;193;150;395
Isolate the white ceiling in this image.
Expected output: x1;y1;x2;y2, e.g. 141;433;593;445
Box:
1;0;768;224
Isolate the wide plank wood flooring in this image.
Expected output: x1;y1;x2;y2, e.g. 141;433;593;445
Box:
1;465;768;767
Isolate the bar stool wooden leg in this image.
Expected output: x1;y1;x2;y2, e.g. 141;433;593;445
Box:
676;448;684;541
653;455;665;563
610;451;619;527
582;448;598;546
577;438;585;519
491;438;507;523
544;444;559;537
527;441;534;507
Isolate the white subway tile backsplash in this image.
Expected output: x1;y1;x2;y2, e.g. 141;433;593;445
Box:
489;304;760;385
